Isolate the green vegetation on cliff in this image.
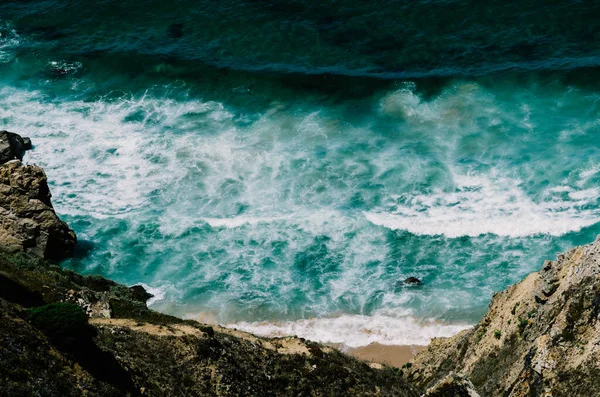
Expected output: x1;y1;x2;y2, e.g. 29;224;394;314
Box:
0;251;417;397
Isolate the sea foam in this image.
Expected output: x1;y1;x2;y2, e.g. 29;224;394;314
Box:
203;216;287;228
226;314;471;348
0;22;19;64
2;77;600;344
364;173;600;238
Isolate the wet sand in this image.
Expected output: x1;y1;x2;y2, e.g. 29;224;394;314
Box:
344;343;426;367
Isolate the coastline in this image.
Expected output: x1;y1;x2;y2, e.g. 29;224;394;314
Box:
3;0;600;393
3;130;600;395
182;310;439;366
183;310;452;367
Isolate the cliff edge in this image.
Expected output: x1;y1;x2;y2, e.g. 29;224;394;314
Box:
0;130;76;259
407;237;600;396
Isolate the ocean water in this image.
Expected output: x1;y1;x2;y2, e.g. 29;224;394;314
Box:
2;0;600;348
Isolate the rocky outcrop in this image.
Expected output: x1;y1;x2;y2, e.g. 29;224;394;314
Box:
0;132;416;396
0;251;419;397
422;373;480;397
0;133;76;259
406;236;600;397
0;130;31;163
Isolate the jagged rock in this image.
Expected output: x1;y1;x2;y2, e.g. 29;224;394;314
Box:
0;160;76;259
0;131;31;163
22;137;32;150
406;236;600;397
65;289;112;319
395;277;423;289
422;373;480;397
404;277;422;285
128;285;154;303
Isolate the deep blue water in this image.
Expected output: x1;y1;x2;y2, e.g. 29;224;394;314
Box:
2;0;600;346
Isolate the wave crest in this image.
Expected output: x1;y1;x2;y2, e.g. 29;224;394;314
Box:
364;173;599;238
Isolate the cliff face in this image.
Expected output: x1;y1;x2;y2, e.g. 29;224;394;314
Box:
0;135;76;259
407;237;600;397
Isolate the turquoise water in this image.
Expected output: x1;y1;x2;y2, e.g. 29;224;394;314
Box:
2;0;600;347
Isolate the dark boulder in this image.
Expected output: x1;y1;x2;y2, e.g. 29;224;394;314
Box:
22;137;32;150
0;131;32;164
403;277;422;285
128;285;154;303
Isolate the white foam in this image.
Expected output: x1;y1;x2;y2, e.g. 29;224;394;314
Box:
3;77;600;340
203;215;286;228
364;172;600;238
0;22;20;64
568;188;600;201
0;86;234;219
579;165;600;182
226;314;471;348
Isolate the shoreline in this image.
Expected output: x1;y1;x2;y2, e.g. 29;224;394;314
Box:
185;314;435;367
186;310;427;366
340;343;426;367
183;310;468;367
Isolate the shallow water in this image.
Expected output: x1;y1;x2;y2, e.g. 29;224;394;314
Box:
1;0;600;347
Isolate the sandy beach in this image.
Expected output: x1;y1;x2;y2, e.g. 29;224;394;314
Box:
340;343;426;367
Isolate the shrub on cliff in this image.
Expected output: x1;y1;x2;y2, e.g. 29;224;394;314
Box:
27;302;95;345
27;302;139;394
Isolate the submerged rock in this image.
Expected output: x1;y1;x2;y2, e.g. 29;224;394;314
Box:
45;60;83;78
403;277;422;285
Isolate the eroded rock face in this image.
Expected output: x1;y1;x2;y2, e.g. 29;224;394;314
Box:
65;289;112;319
406;236;600;397
0;159;76;259
422;373;480;397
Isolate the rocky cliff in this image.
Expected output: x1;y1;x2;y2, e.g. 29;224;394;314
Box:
407;237;600;397
0;131;76;259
